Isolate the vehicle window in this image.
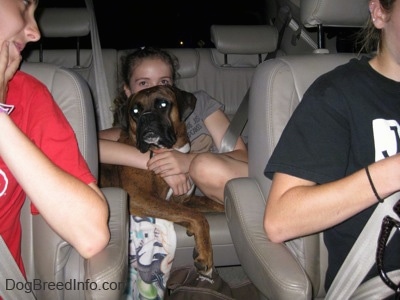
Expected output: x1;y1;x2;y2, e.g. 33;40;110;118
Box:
35;0;267;50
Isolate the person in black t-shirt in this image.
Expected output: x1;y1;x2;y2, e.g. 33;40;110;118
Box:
264;0;400;292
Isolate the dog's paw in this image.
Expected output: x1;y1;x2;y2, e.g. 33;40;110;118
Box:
194;260;213;278
193;248;213;278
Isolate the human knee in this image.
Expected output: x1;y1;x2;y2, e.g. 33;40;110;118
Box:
189;153;214;180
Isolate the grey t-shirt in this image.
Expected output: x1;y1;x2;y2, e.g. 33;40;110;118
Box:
185;90;224;153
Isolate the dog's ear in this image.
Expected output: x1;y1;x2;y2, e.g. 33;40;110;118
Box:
112;94;130;130
175;88;197;121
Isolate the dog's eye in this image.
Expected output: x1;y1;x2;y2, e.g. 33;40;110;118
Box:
155;99;169;110
130;105;141;117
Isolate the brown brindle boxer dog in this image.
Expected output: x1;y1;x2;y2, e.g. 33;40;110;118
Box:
99;85;223;277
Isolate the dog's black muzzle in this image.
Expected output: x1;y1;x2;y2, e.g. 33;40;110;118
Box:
136;111;176;153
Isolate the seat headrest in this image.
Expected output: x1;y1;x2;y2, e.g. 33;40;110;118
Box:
166;49;199;79
300;0;369;28
118;48;200;81
37;8;90;38
210;25;278;54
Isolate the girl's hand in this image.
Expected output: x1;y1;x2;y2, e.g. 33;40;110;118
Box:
148;148;194;177
0;41;22;103
163;173;193;196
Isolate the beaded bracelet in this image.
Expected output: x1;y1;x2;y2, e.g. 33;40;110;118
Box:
365;166;384;203
0;103;15;115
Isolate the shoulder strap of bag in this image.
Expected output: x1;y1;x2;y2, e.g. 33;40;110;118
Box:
325;192;400;300
0;236;36;300
84;0;113;130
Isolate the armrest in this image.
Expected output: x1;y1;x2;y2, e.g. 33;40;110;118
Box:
85;187;129;300
224;178;312;300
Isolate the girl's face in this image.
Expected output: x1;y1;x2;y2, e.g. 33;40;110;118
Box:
0;0;40;63
124;58;173;97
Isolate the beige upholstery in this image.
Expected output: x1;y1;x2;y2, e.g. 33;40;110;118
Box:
210;25;278;55
20;62;128;300
37;7;90;37
300;0;369;28
224;0;370;299
225;54;356;300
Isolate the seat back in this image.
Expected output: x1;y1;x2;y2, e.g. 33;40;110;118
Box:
250;54;357;298
24;7;118;130
19;62;128;300
247;0;368;297
19;62;96;299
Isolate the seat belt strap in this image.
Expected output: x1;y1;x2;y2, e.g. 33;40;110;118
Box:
265;5;292;60
219;89;249;153
325;192;400;300
0;236;36;300
84;0;113;130
219;6;293;153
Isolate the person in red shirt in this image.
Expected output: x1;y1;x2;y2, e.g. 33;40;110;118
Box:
0;0;110;280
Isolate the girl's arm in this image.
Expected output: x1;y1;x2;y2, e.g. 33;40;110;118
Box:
0;113;110;258
98;127;149;170
99;127;191;195
148;109;248;177
205;109;248;161
264;155;400;243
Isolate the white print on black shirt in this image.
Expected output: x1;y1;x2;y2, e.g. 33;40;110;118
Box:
373;119;400;162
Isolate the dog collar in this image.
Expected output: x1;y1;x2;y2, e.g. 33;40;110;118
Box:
175;143;190;154
149;142;190;159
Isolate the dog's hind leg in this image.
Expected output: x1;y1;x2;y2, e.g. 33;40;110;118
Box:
182;195;224;213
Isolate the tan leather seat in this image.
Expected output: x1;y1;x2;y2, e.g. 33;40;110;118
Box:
224;0;370;299
20;62;128;300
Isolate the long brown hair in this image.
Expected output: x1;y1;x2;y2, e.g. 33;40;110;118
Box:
112;47;179;127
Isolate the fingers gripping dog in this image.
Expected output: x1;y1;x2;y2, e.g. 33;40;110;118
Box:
100;85;224;277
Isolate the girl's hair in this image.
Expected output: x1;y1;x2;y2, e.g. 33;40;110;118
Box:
357;0;396;54
112;47;180;127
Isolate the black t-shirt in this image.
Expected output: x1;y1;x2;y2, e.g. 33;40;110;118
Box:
264;56;400;291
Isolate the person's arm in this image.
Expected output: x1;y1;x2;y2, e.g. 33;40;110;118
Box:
99;128;191;195
205;109;248;161
1;41;109;258
98;127;149;169
0;114;110;258
148;109;248;177
264;154;400;243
